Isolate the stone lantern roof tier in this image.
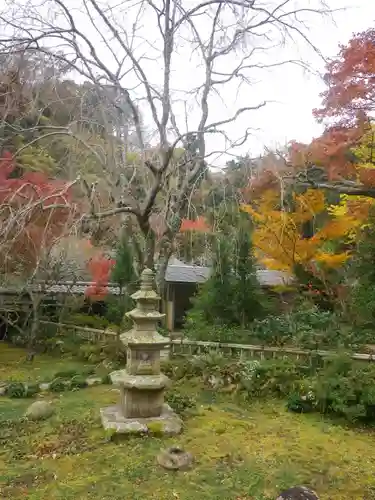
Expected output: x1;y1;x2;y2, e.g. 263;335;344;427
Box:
126;309;165;321
120;329;169;346
130;289;161;301
110;370;170;390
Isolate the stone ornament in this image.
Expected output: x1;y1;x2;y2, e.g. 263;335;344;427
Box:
100;268;182;436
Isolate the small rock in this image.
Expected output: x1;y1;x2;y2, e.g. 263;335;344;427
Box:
276;486;319;500
86;377;102;386
207;375;222;390
39;382;51;391
25;400;55;421
0;383;7;396
157;446;193;471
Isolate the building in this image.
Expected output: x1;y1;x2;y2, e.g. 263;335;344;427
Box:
162;257;293;331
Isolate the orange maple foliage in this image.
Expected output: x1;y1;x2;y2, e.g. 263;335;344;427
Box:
180;216;210;233
85;254;115;300
314;28;375;128
288;125;366;181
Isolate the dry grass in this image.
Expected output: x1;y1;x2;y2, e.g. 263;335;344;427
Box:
1;343;375;499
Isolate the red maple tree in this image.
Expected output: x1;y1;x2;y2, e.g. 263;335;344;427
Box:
245;28;375;197
85;254;115;299
0;151;77;274
180;216;210;233
314;28;375;128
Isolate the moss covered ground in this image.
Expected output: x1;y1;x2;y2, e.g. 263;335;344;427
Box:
1;343;375;499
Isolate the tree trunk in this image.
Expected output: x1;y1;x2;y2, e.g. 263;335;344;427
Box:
27;292;40;354
138;218;156;270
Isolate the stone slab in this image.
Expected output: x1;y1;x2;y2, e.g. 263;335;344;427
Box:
110;370;170;390
100;403;183;436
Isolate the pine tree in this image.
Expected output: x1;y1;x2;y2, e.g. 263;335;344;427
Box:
233;219;265;326
352;210;375;327
188;234;236;326
111;235;137;291
106;236;137;325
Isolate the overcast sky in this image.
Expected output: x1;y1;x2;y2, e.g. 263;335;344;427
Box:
137;0;374;166
217;0;374;159
2;0;373;167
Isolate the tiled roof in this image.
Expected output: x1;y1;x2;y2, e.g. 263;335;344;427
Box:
165;259;293;286
0;261;293;297
0;282;121;296
165;259;210;284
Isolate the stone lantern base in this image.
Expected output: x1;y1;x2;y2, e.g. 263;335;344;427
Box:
100;403;183;436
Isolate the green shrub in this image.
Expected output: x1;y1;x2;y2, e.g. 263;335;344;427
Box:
287;391;316;414
24;383;40;398
78;344;103;364
184;314;253;344
105;295;133;328
100;338;127;364
249;358;305;398
286;354;375;423
251;304;345;349
166;390;196;415
5;382;40;398
251;315;294;347
53;369;79;379
313;354;375;421
190;350;227;375
69;375;88;389
161;357;199;380
49;377;67;393
80;366;96;376
78;339;126;365
6;382;27;398
186;351;261;390
101;374;112;385
70;313;111;330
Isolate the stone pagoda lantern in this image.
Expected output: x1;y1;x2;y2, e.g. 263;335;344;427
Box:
100;268;182;436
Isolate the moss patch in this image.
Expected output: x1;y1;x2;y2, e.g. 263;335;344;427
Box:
0;344;92;383
2;346;375;499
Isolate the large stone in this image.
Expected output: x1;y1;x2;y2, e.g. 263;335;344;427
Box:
100;403;183;436
157;446;193;470
25;400;55;421
276;486;319;500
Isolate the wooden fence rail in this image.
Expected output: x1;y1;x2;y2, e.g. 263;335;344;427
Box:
40;320;375;363
170;339;375;362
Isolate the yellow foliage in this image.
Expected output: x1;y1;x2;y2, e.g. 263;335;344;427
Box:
352;125;375;165
241;188;355;273
326;126;375;240
315;251;350;267
293;189;325;222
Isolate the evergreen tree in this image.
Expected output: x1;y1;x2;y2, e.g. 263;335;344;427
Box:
233;220;265;326
352;210;375;327
111;235;137;291
188;234;236;326
106;236;137;326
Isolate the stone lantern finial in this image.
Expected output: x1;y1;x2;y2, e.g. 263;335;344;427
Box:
140;268;154;290
100;267;182;436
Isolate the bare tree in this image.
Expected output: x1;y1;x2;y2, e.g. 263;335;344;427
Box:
0;0;333;287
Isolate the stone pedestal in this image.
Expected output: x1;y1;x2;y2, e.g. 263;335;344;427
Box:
100;268;182;436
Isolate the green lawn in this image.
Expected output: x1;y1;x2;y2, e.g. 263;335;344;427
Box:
0;343;95;382
2;344;375;499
